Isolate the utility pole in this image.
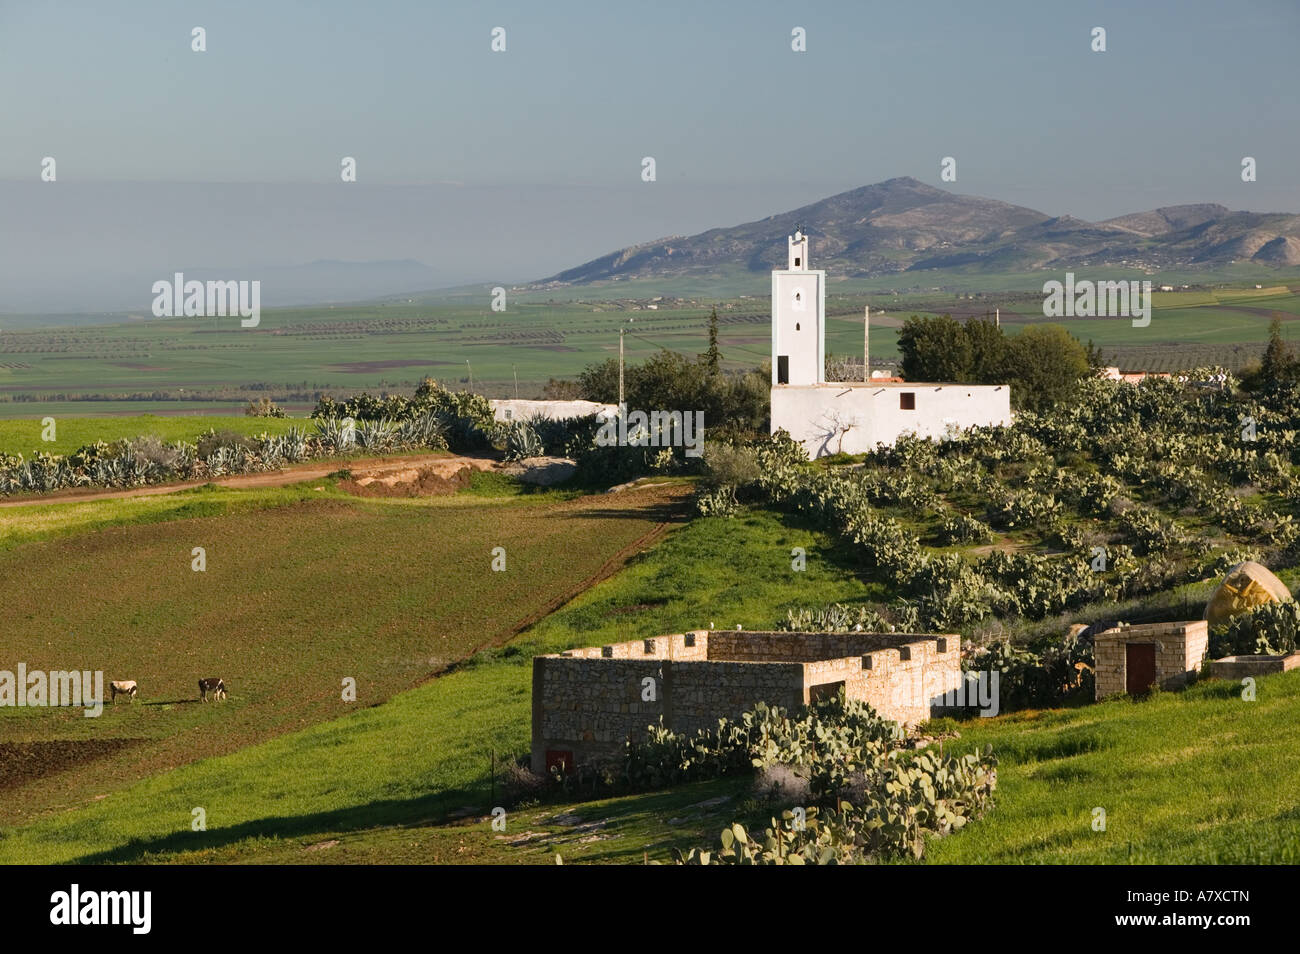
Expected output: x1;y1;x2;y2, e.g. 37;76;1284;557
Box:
618;318;633;416
863;305;870;382
466;359;472;391
512;365;519;399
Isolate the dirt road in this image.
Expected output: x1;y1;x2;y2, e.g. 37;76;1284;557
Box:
0;453;500;508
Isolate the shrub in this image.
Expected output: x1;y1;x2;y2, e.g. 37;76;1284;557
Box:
1211;600;1300;657
244;397;287;418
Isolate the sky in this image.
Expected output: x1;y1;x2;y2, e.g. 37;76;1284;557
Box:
2;0;1297;312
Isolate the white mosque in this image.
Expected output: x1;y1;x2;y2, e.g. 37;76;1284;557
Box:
770;230;1012;458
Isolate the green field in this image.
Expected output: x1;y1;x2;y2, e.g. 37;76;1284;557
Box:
0;501;866;863
1;279;1297;416
0;478;688;833
2;495;1297;864
0;414;302;457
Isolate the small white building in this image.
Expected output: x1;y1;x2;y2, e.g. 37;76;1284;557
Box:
490;399;617;424
769;231;1012;458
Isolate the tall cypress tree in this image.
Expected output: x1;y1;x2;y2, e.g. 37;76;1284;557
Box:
700;306;721;375
1261;316;1296;385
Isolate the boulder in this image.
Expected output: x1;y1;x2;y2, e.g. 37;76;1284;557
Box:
1204;561;1293;627
501;456;577;486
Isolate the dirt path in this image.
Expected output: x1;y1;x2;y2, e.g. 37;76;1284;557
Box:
0;452;500;508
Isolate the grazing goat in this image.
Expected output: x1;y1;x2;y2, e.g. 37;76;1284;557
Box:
110;680;138;703
198;677;227;702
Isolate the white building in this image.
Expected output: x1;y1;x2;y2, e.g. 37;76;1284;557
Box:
490;399;617;424
769;231;1012;458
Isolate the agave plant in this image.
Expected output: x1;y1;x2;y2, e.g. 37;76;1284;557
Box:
397;413;447;450
205;445;235;477
314;416;356;453
503;421;544;462
356;417;398;452
280;426;309;462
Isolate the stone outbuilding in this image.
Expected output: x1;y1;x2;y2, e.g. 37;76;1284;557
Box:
532;629;963;774
1093;620;1209;699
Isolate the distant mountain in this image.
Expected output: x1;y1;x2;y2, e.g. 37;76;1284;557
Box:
533;177;1300;286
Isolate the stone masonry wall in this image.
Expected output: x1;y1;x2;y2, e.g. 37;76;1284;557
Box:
533;631;963;771
706;630;953;662
1094;620;1209;700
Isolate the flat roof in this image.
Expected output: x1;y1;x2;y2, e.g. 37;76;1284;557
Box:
777;381;1008;389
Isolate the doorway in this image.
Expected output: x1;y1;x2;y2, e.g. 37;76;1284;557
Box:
1125;643;1156;695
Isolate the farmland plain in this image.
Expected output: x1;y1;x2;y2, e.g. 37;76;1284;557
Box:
1;282;1296;418
0;477;689;832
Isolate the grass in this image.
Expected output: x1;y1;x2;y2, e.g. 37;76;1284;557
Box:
923;671;1300;864
0;481;690;833
1;283;1296;413
0;481;353;552
0;505;869;863
0;414;300;457
2;488;1298;863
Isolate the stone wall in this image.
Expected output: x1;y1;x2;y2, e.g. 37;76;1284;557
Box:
706;630;950;662
1093;620;1209;700
532;630;963;772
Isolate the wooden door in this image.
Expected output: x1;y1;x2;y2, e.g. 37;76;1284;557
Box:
1125;643;1156;695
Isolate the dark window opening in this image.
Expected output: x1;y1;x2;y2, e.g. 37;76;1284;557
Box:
900;392;916;410
545;749;574;774
777;355;789;384
794;256;801;267
795;322;800;331
809;681;845;704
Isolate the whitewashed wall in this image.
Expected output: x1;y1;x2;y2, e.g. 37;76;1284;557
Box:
771;383;1012;457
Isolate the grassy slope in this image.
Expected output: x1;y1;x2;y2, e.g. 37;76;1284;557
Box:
3;488;1298;864
144;669;1300;866
0;480;688;833
922;675;1300;864
0;507;868;863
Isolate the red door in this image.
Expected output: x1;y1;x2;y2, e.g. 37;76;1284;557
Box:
1125;643;1156;695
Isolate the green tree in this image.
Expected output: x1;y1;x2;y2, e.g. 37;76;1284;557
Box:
964;318;1008;383
898;315;973;383
577;358;622;403
1083;338;1109;373
700;307;722;375
1260;315;1297;386
1002;324;1091;412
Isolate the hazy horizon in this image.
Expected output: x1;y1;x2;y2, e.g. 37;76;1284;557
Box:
3;0;1297;312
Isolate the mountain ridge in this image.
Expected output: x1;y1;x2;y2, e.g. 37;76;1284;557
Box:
534;178;1300;286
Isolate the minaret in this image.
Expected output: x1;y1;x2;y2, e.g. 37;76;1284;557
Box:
788;230;809;270
863;306;870;382
771;229;826;387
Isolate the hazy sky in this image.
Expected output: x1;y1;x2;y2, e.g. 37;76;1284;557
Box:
2;0;1297;311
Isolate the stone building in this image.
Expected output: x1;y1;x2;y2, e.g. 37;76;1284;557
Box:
1092;620;1209;699
769;230;1012;458
531;629;962;773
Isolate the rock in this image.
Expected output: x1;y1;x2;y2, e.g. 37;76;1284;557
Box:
1204;561;1293;627
501;457;577;486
